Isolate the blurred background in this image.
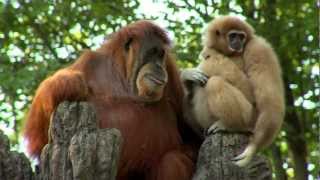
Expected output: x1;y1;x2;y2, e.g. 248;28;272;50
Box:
0;0;318;179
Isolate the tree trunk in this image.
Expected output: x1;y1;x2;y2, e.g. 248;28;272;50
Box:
193;131;272;180
271;144;288;180
0;130;34;180
0;101;273;180
39;101;122;180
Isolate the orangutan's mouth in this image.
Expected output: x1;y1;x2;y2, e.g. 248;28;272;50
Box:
146;74;166;85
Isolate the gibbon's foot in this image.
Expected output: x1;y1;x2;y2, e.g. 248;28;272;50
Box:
245;157;265;176
206;121;228;136
181;68;208;86
231;144;256;167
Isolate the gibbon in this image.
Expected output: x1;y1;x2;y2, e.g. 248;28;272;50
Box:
181;16;285;167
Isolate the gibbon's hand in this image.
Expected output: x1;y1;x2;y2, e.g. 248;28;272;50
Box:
181;68;208;86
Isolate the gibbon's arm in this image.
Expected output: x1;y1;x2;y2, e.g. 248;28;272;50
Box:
244;37;285;149
198;48;254;103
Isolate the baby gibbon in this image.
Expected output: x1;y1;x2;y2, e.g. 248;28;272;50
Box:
181;16;285;167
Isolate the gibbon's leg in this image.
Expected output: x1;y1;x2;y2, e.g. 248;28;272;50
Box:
148;150;194;180
205;76;253;134
207;121;228;135
231;143;257;167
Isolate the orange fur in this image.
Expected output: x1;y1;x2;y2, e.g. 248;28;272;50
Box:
24;20;198;180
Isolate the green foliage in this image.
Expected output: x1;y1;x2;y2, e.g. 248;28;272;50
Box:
0;0;141;144
0;0;318;179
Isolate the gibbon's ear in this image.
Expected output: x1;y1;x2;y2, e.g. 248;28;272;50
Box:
215;30;220;36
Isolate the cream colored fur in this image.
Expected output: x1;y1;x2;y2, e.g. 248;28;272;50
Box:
183;16;285;167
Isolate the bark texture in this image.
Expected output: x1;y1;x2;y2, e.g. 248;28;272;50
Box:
39;101;122;180
0;130;34;180
193;131;272;180
0;101;273;180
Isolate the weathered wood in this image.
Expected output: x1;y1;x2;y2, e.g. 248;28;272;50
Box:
39;101;122;180
193;131;272;180
0;130;34;180
0;101;273;180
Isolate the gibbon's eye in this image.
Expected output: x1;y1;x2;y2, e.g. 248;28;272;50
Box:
239;33;246;41
125;38;133;51
229;32;237;39
215;30;220;36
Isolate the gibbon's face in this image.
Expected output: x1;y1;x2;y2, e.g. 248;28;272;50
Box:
226;29;247;53
206;16;253;57
212;27;247;56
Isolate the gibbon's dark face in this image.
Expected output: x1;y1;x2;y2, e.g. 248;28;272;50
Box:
227;30;247;53
207;16;254;57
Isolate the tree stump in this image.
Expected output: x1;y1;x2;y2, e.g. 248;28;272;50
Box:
0;130;34;180
0;101;274;180
39;101;122;180
193;132;272;180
